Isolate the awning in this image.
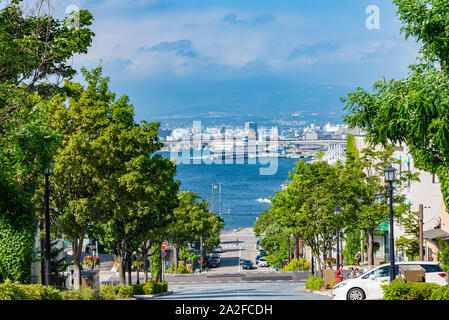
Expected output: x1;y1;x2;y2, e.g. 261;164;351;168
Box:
423;228;449;242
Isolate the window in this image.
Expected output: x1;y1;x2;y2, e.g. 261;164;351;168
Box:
420;264;443;273
432;174;439;184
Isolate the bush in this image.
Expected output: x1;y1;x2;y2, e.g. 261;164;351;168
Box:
0;280;62;300
142;281;168;295
99;285;117;300
329;279;338;289
382;277;441;300
305;276;324;291
61;288;99;300
132;283;145;295
282;258;310;271
176;264;190;274
429;285;449;300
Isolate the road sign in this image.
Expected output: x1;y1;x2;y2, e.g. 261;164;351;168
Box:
173;244;178;249
199;259;203;265
161;250;166;257
161;242;168;251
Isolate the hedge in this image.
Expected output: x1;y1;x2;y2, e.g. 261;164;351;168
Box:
382;277;441;300
0;280;62;300
429;285;449;300
305;276;324;291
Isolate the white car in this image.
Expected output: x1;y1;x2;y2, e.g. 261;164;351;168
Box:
213;246;223;253
258;258;269;267
332;261;447;300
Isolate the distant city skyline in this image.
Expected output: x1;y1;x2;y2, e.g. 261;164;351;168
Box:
50;0;420;122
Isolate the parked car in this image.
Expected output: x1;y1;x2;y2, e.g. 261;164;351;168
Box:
256;239;260;249
258;258;269;267
255;255;263;265
209;258;220;268
259;250;268;257
332;261;448;300
242;260;255;270
213;246;223;253
241;259;251;265
211;253;221;264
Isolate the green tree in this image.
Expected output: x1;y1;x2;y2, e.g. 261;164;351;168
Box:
343;0;449;213
0;0;94;283
396;211;420;260
270;159;350;276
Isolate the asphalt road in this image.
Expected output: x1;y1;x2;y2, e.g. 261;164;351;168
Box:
99;228;311;286
152;282;330;300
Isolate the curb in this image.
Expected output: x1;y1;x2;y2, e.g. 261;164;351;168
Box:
134;290;174;300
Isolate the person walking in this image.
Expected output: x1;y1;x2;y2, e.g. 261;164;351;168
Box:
336;264;344;283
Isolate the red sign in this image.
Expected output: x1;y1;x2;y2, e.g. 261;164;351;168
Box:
162;250;166;257
161;242;168;251
199;259;203;265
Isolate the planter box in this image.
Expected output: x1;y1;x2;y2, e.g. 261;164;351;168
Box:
81;270;100;290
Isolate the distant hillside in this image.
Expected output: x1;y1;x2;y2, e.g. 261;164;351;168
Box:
138;78;354;119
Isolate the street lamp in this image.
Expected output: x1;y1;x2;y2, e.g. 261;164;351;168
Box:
44;161;54;286
384;163;397;282
334;207;343;268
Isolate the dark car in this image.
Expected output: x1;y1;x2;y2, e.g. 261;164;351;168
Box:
240;259;251;265
242;260;255;270
259;250;268;257
209;258;220;268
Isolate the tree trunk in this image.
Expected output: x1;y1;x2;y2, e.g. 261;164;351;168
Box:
127;255;132;285
367;228;374;267
72;234;84;289
174;247;178;274
118;254;126;285
141;243;149;283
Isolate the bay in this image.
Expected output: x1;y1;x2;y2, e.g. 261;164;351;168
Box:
160;152;300;232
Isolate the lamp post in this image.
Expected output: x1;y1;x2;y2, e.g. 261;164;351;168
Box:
44;162;54;286
384;163;397;282
334;207;342;268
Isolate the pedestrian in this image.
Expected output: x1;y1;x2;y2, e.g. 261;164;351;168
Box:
336;264;344;283
348;266;355;278
354;267;360;277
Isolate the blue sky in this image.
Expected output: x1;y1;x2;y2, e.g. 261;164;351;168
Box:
49;0;420;120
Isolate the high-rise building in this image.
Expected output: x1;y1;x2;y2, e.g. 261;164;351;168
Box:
245;121;258;140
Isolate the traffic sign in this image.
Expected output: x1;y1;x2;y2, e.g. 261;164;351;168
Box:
161;250;166;257
173;244;178;249
161;242;168;251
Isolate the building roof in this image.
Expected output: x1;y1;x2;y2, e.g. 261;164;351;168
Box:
423;228;449;242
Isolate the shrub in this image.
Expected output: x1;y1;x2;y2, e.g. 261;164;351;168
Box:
99;285;117;300
117;285;134;298
142;281;168;295
282;258;310;271
329;280;338;289
62;288;99;300
305;276;324;291
429;285;449;300
382;277;441;300
0;280;62;300
176;264;190;274
132;283;145;295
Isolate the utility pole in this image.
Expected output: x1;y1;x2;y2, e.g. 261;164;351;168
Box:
419;204;424;261
218;183;222;216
